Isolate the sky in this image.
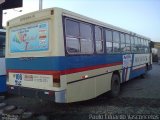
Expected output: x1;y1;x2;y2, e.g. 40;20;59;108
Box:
2;0;160;42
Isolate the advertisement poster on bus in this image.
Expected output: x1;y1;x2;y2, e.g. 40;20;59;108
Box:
9;21;49;53
123;54;132;68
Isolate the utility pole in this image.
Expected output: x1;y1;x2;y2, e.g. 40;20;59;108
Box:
39;0;43;10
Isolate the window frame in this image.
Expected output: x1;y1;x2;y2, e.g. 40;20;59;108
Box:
105;29;113;53
64;17;94;55
112;30;120;53
130;36;136;53
63;17;151;56
120;33;126;53
95;26;104;54
121;33;131;53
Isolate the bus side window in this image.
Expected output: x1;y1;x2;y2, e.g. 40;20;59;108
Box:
137;38;141;53
145;40;149;53
141;38;145;53
120;33;125;53
113;31;120;53
134;36;137;53
65;18;94;54
105;29;113;53
131;36;136;53
65;19;80;54
95;26;104;53
125;34;131;53
80;23;94;54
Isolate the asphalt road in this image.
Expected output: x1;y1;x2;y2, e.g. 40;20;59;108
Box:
1;63;160;120
120;63;160;99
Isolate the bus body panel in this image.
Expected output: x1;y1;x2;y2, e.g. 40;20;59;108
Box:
65;65;121;102
5;8;65;59
6;8;152;103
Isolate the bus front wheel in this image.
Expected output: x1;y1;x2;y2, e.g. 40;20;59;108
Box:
110;74;120;97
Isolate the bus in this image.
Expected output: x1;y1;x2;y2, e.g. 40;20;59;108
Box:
0;29;7;93
6;8;152;103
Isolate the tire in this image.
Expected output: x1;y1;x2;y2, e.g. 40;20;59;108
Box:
110;74;120;97
141;65;148;79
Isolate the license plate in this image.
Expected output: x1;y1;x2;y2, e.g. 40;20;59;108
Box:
13;73;23;86
9;73;53;87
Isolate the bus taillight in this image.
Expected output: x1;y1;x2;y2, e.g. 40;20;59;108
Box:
53;74;60;87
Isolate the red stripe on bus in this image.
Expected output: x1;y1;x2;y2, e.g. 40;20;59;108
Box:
60;62;122;74
7;62;122;75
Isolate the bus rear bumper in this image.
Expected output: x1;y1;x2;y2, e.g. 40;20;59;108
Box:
7;85;66;103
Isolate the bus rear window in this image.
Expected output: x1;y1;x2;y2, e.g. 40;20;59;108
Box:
9;21;49;53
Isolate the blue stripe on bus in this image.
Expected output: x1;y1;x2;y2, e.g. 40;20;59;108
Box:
6;54;123;71
0;75;7;92
129;67;145;79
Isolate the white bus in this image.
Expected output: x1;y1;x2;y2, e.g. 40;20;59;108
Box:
6;8;152;103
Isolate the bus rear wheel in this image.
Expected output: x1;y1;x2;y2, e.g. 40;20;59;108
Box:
141;64;148;79
110;74;120;97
